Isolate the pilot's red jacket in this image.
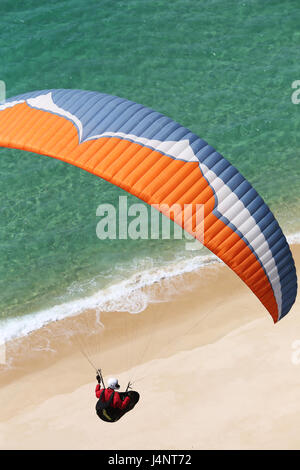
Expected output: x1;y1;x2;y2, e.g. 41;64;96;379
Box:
95;385;131;410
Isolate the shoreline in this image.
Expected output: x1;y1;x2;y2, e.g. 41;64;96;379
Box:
0;251;220;345
2;230;299;347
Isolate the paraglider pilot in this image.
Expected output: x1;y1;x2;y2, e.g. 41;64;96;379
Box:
95;374;140;423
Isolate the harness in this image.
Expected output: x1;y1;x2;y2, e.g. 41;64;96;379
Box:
96;389;115;411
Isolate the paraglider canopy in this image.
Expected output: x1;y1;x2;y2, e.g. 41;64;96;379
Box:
0;89;297;322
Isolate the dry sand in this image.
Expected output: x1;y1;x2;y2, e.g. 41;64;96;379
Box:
0;246;299;450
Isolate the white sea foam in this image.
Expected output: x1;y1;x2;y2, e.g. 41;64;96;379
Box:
287;232;300;245
0;253;220;344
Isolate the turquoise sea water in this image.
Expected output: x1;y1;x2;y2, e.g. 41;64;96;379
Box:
0;0;300;337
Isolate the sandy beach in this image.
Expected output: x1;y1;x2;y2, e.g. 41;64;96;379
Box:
0;245;299;450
